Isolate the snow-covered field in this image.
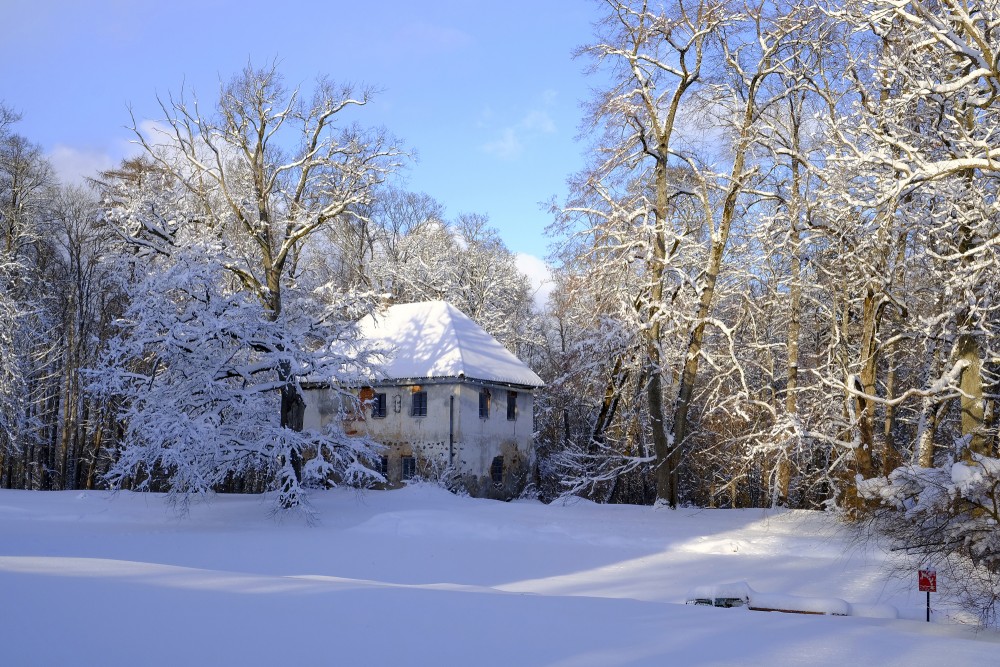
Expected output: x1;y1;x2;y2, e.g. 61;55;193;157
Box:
2;486;997;666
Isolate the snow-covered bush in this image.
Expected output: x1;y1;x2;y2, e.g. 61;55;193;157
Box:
859;455;1000;624
860;456;1000;569
91;246;383;511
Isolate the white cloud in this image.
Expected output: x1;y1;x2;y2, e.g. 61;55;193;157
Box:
47;145;116;186
482;128;523;160
521;109;556;134
131;119;190;156
136;119;174;142
515;252;554;311
481;91;559;161
45;120;170;186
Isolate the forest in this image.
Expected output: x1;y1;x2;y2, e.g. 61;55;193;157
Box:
2;0;1000;617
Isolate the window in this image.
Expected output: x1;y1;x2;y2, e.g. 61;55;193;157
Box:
507;391;517;421
411;390;427;417
479;388;491;419
490;456;504;485
359;387;374;416
371;392;387;418
401;455;416;480
374;455;388;478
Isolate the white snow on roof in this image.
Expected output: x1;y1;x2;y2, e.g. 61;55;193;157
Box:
360;300;543;388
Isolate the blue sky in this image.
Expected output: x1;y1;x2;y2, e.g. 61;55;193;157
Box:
3;1;605;265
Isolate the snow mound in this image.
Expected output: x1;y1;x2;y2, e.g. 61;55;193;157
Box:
752;591;851;616
686;581;895;618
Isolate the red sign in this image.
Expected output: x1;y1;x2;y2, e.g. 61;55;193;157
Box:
919;569;937;592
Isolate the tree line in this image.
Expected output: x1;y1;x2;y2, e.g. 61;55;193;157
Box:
532;0;1000;622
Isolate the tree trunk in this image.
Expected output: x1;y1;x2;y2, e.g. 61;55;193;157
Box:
955;333;987;458
649;149;673;506
649;355;674;506
85;410;106;490
916;400;943;468
668;202;734;507
278;349;305;507
777;145;804;508
881;342;901;475
852;289;879;480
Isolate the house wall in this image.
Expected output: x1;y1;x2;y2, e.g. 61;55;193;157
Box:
302;380;534;499
454;382;532;499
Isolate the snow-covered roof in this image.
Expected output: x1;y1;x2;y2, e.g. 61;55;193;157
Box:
359;300;543;388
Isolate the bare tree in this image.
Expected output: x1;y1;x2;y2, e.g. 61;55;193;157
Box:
564;0;727;507
557;0;812;506
0;102;54;488
121;63;404;506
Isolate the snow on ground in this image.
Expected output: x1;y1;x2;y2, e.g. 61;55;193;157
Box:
1;486;997;666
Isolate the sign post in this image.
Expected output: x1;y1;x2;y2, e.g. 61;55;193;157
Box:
918;569;936;622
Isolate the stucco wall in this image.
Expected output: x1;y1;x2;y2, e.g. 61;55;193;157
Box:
454;382;532;499
302;380;534;499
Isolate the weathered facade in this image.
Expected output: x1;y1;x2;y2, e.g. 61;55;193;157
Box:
302;301;543;499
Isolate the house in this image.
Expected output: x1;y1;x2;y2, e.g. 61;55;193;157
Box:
302;300;544;499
